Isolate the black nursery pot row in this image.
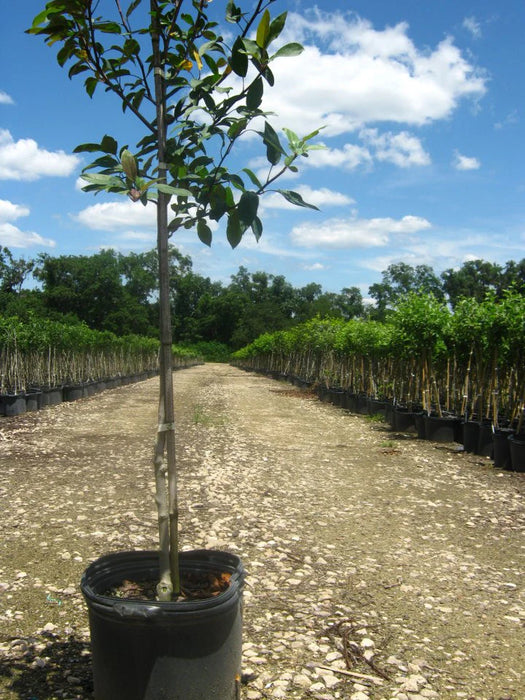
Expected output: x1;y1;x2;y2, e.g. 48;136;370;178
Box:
263;371;525;473
0;370;160;418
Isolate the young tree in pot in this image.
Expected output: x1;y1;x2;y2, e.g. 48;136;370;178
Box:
29;1;320;697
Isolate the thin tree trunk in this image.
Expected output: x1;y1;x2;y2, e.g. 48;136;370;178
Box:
151;1;180;598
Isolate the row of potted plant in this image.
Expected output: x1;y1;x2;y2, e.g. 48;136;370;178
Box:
232;291;525;471
0;315;201;417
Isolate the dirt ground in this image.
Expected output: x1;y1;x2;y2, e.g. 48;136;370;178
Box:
0;363;523;700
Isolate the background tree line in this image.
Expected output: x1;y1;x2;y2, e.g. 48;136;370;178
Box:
1;244;523;354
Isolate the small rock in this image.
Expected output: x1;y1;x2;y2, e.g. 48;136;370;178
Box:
401;674;427;692
350;692;369;700
361;637;375;649
293;673;312;688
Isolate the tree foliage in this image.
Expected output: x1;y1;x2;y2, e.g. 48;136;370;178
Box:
28;0;322;598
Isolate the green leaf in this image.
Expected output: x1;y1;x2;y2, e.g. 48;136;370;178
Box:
246;76;264;111
156;184;192;197
230;36;248;77
241;38;259;56
168;217;183;233
283;127;299;149
197;220;212;247
226;210;244;248
277;189;319;210
238;191;259;227
74;142;105;154
80;173;126;190
262;122;284;165
251;216;263;242
85;76;98;97
68;62;88;78
228;173;245;191
270;43;304;60
267;12;288;44
227;118;248;140
242;168;262;189
252;57;274;86
226;1;242;23
96;21;122;34
256;9;271;49
209;185;229;221
101;135;118;155
126;0;141;18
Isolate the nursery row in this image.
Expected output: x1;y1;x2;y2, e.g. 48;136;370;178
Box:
0;315;201;416
232;290;525;436
243;367;525;472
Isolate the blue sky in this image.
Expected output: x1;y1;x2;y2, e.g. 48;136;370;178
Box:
1;1;524;299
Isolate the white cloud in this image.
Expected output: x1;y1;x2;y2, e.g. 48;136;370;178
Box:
291;214;431;249
0;198;55;248
362;229;509;276
74;200;156;231
0;91;14;105
307;143;373;170
300;130;429;171
463;16;482;39
303;262;326;271
453;151;481;170
0;199;30;222
73;198;222;249
0;129;80;181
0;223;55;248
261;11;487;136
494;110;518;130
361;129;431;167
260;186;353;212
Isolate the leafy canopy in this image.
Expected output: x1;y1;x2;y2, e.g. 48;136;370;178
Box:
28;0;323;248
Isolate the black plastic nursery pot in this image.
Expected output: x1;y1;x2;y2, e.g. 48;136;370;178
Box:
81;549;245;700
63;383;86;402
415;412;426;440
424;414;460;443
0;393;26;417
462;421;479;453
508;433;525;472
367;398;388;416
40;386;63;407
476;421;494;458
493;429;513;469
392;407;418;433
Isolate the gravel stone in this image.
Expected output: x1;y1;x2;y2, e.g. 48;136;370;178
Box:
0;364;524;699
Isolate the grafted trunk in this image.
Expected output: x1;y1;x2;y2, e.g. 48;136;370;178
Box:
151;0;180;598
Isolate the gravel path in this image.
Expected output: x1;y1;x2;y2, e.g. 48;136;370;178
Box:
0;363;524;700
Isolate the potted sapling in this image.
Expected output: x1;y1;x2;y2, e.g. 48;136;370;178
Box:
28;1;321;698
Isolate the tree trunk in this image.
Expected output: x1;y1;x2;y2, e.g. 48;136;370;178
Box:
151;1;180;598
